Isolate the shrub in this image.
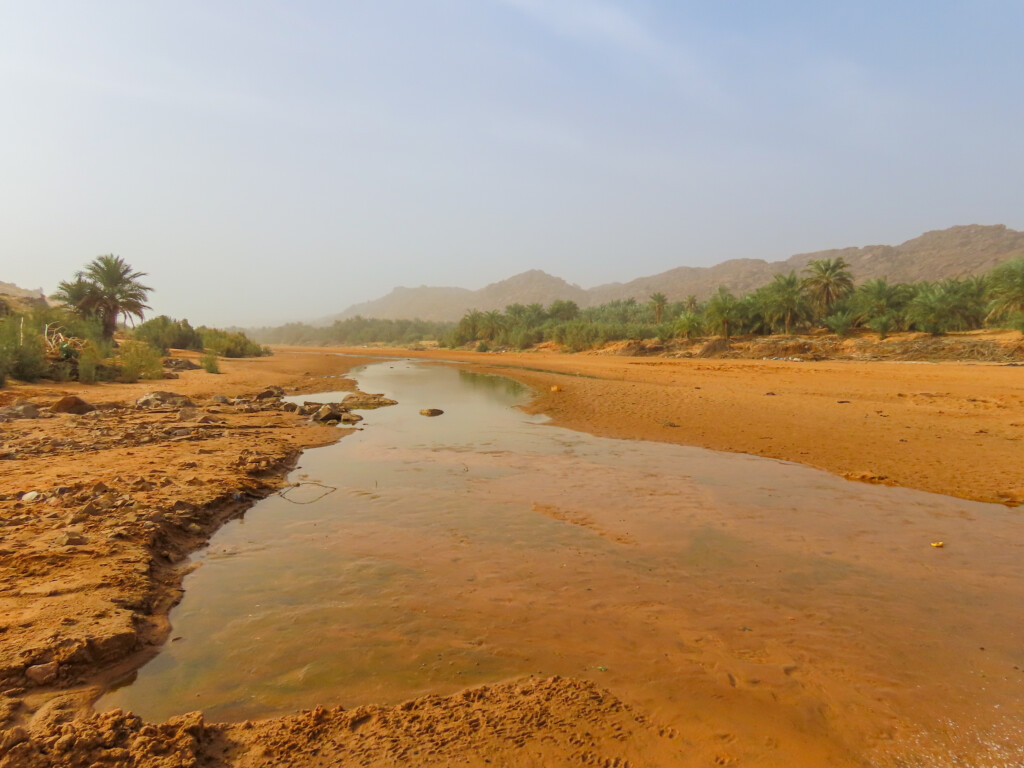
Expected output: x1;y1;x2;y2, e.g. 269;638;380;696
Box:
134;315;203;353
0;314;47;383
199;327;270;358
117;340;164;382
475;340;490;353
824;310;856;338
867;314;895;340
200;351;221;373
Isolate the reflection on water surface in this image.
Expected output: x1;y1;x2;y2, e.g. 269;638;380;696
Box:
99;360;1024;765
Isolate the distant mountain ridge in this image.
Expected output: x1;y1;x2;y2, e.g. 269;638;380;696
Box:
326;224;1024;322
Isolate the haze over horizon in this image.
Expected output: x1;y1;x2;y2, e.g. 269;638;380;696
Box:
2;1;1022;326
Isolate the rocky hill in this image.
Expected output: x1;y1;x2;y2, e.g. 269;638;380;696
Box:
330;270;587;323
330;224;1024;322
0;281;48;313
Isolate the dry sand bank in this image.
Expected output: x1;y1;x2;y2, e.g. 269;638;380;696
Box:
0;345;1021;767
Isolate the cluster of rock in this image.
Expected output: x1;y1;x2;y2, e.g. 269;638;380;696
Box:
291;391;398;426
0;380;402;702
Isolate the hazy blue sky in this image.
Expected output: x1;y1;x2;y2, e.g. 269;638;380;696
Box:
2;1;1022;326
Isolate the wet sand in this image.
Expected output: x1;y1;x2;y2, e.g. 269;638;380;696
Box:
1;344;1022;767
336;346;1024;507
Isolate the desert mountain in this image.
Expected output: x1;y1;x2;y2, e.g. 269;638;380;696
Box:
329;224;1024;322
330;270;587;323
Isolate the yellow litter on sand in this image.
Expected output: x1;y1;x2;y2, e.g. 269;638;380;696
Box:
930;541;944;548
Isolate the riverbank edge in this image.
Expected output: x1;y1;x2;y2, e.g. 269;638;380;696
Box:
0;352;379;731
326;346;1024;507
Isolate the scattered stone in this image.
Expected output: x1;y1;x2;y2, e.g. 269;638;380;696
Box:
281;401;298;413
24;662;58;685
50;395;95;415
256;387;284;400
0;403;40;420
55;531;87;547
163;358;201;371
420;408;444;417
136;391;194;409
178;407;199;422
19;491;41;503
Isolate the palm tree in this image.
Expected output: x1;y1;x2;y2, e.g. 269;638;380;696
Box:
478;310;505;340
987;258;1024;331
906;284;951;336
764;272;811;334
547;300;580;322
705;286;742;340
649;292;668;325
457;309;484;343
852;278;901;325
52;255;151;341
802;257;854;320
673;312;703;339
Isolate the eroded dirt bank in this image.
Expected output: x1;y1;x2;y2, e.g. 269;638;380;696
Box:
338;345;1024;506
1;345;1022;767
0;351;372;736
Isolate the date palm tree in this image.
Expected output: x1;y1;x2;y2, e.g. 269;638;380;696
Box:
802;257;854;320
987;258;1024;332
764;272;811;334
705;286;742;340
52;255;151;341
649;292;668;325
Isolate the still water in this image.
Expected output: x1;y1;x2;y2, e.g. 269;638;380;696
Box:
99;360;1024;764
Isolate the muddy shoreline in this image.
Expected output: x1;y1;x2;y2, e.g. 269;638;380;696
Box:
1;346;1021;766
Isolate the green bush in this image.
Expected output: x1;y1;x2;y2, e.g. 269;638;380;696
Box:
867;314;895;340
0;314;47;383
824;310;856;338
134;315;203;353
117;340;164;382
199;327;270;358
200;351;221;373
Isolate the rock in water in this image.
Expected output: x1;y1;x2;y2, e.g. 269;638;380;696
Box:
419;408;444;417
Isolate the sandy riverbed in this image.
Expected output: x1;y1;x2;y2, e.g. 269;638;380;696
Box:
0;344;1021;767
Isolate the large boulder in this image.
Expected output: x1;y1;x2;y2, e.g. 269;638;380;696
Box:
50;395;96;415
311;404;345;423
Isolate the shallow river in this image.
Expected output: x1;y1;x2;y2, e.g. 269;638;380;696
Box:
100;360;1024;765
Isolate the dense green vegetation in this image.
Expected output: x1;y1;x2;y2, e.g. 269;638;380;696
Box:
1;256;269;388
440;257;1024;351
250;316;454;347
